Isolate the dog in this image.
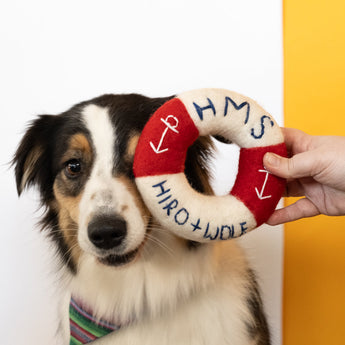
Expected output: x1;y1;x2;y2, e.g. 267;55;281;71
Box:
14;93;270;345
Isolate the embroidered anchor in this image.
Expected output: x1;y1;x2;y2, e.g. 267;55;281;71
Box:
255;169;272;200
150;115;179;154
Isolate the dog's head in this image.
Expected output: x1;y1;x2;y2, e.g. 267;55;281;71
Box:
14;94;213;272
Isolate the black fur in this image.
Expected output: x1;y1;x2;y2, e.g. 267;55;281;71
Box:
246;270;271;344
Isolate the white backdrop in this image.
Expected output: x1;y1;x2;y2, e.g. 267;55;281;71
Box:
0;1;283;344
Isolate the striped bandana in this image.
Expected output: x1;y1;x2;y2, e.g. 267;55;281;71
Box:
69;297;120;344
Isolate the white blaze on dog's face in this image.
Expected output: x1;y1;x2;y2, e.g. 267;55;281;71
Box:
77;105;148;265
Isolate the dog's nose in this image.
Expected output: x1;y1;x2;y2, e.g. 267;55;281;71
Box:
88;215;127;250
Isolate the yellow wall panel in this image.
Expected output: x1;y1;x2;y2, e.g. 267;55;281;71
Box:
284;0;345;344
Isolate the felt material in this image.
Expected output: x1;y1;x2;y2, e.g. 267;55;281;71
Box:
134;88;287;241
135;173;257;242
178;89;284;148
69;298;119;344
133;98;199;177
230;143;287;226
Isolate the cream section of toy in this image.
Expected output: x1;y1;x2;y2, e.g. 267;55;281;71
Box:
178;88;283;148
136;173;257;242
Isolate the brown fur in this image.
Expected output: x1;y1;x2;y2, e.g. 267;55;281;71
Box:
126;134;140;159
52;133;94;267
117;175;151;222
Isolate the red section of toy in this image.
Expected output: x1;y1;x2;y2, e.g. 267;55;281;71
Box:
230;143;287;226
133;98;199;177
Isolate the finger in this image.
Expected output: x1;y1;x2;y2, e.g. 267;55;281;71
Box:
266;198;320;225
264;151;320;180
281;128;312;154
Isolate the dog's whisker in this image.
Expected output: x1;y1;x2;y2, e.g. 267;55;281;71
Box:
61;241;79;257
145;233;175;257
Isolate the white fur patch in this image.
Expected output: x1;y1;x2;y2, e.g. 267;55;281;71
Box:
70;233;254;345
78;105;146;256
83;104;115;178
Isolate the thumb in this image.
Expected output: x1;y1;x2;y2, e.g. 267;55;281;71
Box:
263;152;317;179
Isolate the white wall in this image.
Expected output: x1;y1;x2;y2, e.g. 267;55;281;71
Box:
0;1;283;344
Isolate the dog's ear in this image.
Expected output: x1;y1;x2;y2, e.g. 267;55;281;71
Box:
13;115;57;196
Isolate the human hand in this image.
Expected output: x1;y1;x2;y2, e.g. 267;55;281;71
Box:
263;128;345;225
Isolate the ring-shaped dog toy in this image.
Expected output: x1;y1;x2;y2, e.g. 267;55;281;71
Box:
133;89;287;241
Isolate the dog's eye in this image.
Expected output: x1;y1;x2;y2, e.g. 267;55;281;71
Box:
65;159;82;178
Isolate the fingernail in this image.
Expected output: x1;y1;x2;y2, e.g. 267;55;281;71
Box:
264;153;281;167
